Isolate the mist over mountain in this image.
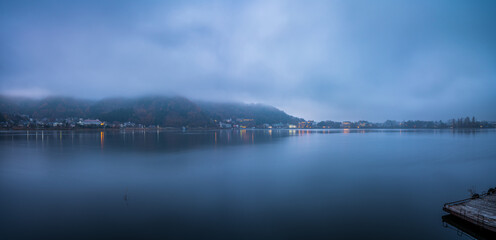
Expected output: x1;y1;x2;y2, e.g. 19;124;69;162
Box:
0;96;93;119
0;95;302;127
197;101;303;125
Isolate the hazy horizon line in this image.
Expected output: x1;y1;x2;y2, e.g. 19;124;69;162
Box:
1;93;495;123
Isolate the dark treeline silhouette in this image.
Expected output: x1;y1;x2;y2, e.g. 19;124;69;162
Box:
450;117;482;128
315;117;494;129
398;117;493;129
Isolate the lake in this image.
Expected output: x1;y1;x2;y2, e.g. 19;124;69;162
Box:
1;129;495;239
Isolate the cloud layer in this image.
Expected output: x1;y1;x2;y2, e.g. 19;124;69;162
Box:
1;0;495;121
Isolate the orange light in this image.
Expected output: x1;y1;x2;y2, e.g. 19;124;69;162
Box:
100;131;104;149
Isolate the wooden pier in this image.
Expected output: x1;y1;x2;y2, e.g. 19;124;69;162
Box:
443;189;496;233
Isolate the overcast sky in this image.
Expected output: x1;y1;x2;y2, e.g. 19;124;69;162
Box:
1;0;495;121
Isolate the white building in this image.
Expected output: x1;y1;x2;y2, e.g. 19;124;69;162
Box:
80;119;103;126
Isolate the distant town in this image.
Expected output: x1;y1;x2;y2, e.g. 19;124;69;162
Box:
1;114;494;130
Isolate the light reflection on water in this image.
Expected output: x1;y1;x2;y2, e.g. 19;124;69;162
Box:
0;129;495;239
3;128;490;152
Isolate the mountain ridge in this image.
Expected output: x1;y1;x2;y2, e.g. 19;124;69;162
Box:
0;95;303;127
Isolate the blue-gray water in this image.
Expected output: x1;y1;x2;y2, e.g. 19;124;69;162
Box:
1;129;495;239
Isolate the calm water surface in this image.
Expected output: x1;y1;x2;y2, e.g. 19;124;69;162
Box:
1;129;495;239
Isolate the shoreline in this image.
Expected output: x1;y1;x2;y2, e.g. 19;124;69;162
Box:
1;127;494;131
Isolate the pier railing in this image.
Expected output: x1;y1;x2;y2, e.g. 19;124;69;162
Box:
443;197;472;208
443;190;494;208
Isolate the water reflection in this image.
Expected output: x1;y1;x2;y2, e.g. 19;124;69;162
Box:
442;214;496;240
0;130;293;153
1;129;495;154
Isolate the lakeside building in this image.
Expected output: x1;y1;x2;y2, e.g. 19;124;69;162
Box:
298;121;315;128
219;122;232;128
341;121;352;128
79;119;103;126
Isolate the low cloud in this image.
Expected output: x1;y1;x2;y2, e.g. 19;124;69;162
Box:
1;0;495;121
